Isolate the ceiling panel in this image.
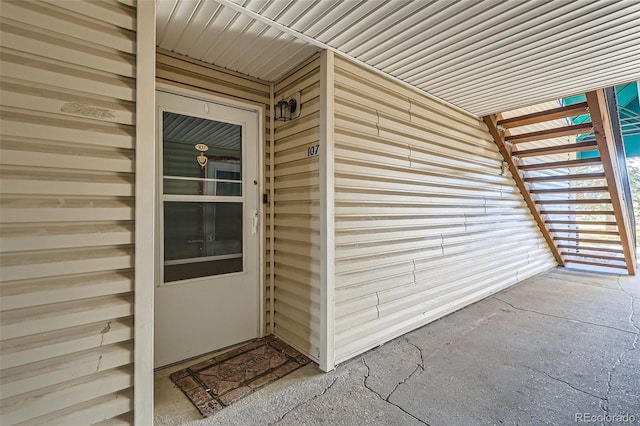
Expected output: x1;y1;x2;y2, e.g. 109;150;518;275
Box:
156;0;321;82
157;0;640;116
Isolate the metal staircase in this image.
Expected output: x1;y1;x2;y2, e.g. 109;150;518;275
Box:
483;88;637;275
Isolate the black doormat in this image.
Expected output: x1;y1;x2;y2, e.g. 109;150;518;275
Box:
170;335;312;417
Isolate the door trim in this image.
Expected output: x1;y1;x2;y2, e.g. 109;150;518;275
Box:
155;81;266;340
134;2;155;422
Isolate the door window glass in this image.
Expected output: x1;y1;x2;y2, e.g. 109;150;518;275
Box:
161;111;243;283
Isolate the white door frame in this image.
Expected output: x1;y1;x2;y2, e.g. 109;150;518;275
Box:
134;2;156;423
155;82;265;340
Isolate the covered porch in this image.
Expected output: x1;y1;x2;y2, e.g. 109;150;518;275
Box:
155;266;639;425
1;1;639;423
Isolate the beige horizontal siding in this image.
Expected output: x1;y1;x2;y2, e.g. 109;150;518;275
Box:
157;50;270;105
332;55;556;364
0;0;136;423
273;54;322;361
24;388;134;426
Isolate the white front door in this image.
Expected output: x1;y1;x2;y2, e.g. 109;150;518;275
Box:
154;90;260;367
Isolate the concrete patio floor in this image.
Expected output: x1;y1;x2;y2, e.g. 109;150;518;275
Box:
155;267;639;425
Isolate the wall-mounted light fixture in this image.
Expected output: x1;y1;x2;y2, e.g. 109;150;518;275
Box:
275;92;301;122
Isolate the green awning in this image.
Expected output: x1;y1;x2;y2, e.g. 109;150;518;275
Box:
565;82;640;158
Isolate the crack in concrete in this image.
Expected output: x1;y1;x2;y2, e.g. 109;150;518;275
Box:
362;357;430;425
386;339;425;401
406;339;425;370
542;371;604;401
269;377;339;425
492;296;636;335
600;277;640;415
522;365;604;401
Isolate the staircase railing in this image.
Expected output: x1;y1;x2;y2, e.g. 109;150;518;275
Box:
604;87;637;250
484;89;637;274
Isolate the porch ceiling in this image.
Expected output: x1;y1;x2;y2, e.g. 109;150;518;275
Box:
156;0;640;117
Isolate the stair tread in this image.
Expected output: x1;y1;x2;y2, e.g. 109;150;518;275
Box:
553;237;622;245
524;173;606;183
540;210;615;215
545;220;617;226
519;157;601;171
548;229;619;235
530;186;609;194
514;141;598;158
507;123;594;144
536;199;612;204
557;245;624;254
497;102;589;128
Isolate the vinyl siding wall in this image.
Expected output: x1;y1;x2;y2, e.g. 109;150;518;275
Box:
0;0;137;423
272;55;322;361
331;56;557;363
155;49;275;332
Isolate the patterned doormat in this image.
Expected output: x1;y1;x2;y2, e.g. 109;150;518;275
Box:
170;335;311;417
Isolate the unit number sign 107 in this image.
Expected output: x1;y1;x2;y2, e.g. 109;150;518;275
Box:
307;144;320;157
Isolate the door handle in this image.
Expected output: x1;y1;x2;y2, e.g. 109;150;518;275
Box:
251;209;259;235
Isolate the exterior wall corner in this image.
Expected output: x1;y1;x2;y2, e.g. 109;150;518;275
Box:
319;50;336;372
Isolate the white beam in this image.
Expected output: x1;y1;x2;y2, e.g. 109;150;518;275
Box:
134;0;156;424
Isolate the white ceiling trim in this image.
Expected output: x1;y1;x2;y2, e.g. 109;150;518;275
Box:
215;0;331;53
214;0;476;117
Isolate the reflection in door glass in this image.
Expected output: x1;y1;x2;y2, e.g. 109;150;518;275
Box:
163;111;242;195
162;111;243;283
164;202;242;282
